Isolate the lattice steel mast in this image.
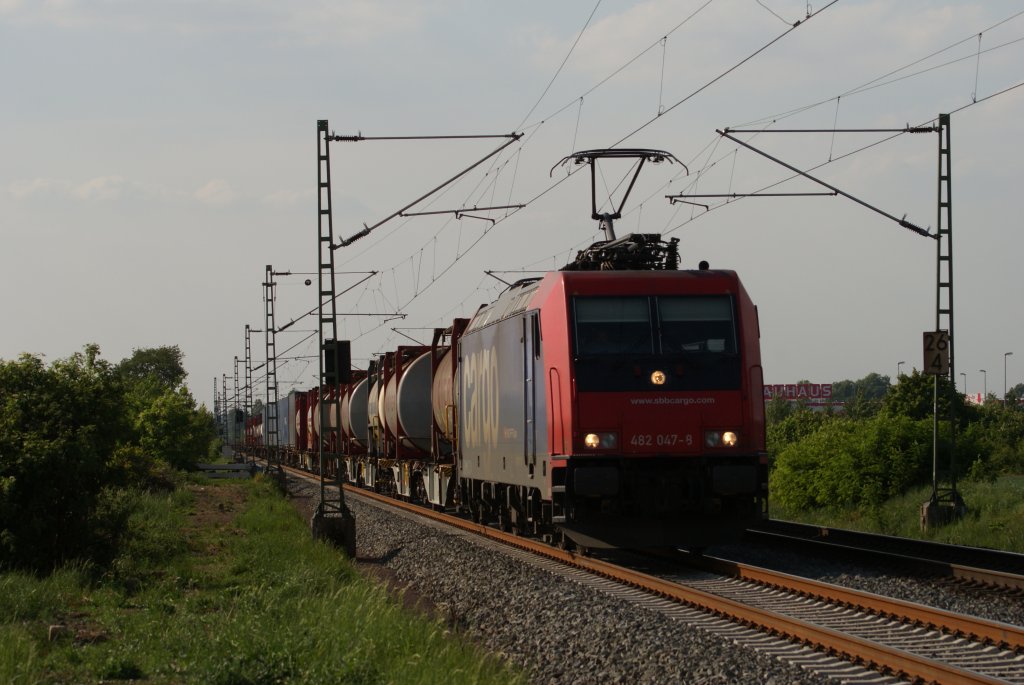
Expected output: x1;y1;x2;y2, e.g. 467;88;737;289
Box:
244;325;254;459
314;120;356;555
264;265;281;477
929;112;964;516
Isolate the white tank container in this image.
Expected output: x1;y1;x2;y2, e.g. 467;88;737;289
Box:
382;351;433;453
342;378;369;447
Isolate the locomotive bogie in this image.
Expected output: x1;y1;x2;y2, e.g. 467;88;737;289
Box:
553;455;764;548
422;464;455;508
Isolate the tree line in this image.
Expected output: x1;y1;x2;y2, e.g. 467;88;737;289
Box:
0;345;216;572
768;370;1024;513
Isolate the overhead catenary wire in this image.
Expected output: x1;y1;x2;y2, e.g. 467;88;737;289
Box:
608;1;838;149
756;0;794;27
654;79;1024;239
239;3;1022;376
513;0;603;132
731;8;1024;128
519;0;720;132
317;1;792;338
592;9;1024;252
380;0;832;280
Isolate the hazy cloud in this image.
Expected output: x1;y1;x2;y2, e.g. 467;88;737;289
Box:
73;175;126;201
279;1;433;45
0;0;434;42
262;188;313;208
194;179;235;206
8;178;65;199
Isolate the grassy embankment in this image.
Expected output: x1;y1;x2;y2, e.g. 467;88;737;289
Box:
0;476;525;684
773;474;1024;553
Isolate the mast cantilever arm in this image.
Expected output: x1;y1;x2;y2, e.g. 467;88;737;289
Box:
718;129;934;239
335;134;523;248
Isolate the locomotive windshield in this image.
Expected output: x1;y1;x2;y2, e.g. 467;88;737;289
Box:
573;295;741;391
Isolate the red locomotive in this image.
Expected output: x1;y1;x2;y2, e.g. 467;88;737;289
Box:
454;261;767;549
249;149;768;549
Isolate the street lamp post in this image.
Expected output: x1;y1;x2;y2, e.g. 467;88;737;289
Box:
1006;352;1014;405
897;360;905;379
979;369;987;402
960;372;966;395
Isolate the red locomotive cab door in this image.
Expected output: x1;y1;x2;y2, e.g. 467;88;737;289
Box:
548;367;563;455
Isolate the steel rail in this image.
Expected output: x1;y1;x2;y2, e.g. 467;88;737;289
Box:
749;520;1024;591
260;460;1015;683
329;478;1009;683
690;555;1024;650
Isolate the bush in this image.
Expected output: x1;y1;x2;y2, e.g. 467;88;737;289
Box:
0;349;124;570
770;414;932;511
958;403;1024;477
767;408;835;455
135;389;216;471
0;344;216;571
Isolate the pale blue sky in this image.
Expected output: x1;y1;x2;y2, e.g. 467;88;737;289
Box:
2;0;1022;406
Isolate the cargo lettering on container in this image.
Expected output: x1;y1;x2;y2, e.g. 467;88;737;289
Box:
462;346;500;450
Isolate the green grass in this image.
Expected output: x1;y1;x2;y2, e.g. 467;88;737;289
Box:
0;477;525;684
772;474;1024;553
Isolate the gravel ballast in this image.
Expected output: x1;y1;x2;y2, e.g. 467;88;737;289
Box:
270;465;1024;683
285;474;859;684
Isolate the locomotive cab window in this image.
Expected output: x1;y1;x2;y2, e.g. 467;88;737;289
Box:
572;294;741;391
574;297;653;355
658;296;736;356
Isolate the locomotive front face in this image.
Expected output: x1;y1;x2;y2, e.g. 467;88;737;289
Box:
545;271;767;549
571;292;746;456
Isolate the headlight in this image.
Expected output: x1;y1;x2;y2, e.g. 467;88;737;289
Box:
705;430;739;448
650;370;666;385
584;432;618;449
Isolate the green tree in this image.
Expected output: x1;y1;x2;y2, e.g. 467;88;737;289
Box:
883;369;970;422
0;348;124;570
115;345;187;389
767;407;834;456
765;395;793;425
958;400;1024;478
136;388;216;470
831;372;890;419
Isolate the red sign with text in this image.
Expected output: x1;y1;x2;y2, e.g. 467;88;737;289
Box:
763;383;833;401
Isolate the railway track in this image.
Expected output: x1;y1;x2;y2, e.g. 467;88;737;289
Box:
748;519;1024;592
266;462;1024;683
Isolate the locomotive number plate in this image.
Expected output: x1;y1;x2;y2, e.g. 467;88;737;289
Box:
630;433;692;447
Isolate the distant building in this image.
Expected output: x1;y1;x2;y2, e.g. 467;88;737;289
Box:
764;383;843;412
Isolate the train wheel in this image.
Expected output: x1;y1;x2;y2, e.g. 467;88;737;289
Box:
413;474;428;504
497;506;512;533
